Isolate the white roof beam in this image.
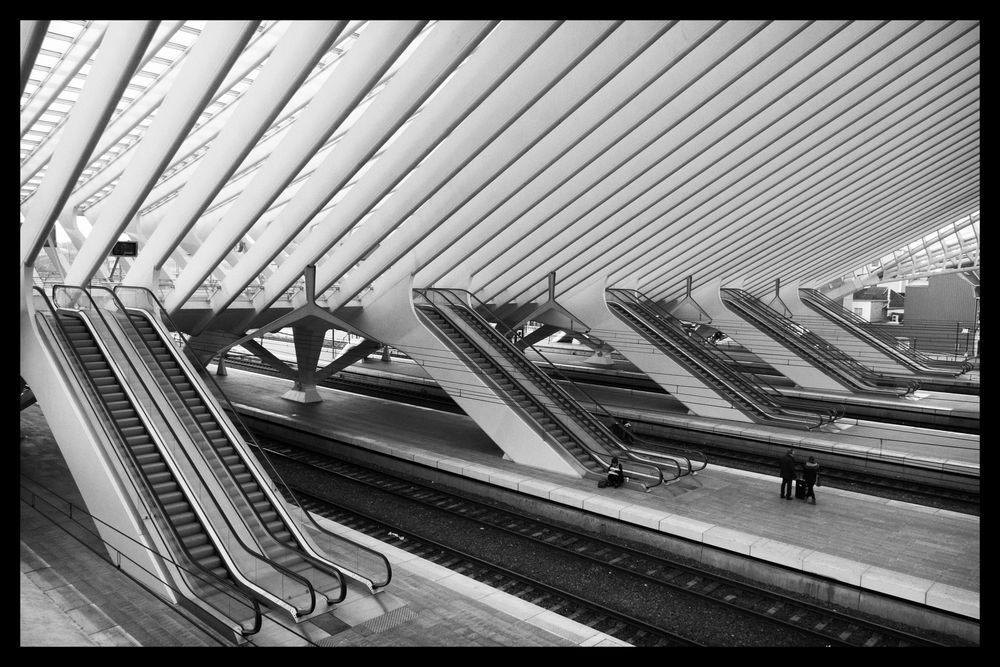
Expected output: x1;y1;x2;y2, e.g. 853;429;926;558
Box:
630;70;980;297
21;21;158;268
790;171;979;287
120;24;368;225
485;21;977;305
473;20;802;304
69;21;290;217
249;20;507;314
21;21;107;136
21;21;186;191
203;20;498;323
20;20;49;95
630;26;979;295
322;20;644;310
341;20;691;308
164;20;427;312
422;20;725;292
63;21;259;287
124;20;347;289
646;115;980;294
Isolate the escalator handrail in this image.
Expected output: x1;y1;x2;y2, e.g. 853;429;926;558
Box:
613;289;841;427
31;287;264;637
606;292;826;431
52;284;318;618
96;288;349;602
415;290;664;491
799;288;968;374
414;295;669;486
733;290;921;396
720;288;909;396
113;284;392;591
734;290;924;395
414;288;681;491
435;289;693;480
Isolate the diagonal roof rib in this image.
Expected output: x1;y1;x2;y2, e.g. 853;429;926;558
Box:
21;20;979;332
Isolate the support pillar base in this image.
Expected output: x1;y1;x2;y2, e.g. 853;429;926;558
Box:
583;349;615;366
281;384;322;403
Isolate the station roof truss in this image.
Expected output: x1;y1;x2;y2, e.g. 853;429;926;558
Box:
21;19;980;327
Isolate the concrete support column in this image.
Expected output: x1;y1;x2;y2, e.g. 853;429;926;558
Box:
780;280;919;376
21;273;179;603
691;278;852;392
315;338;382;384
343;275;583;477
561;275;756;422
283;326;327;403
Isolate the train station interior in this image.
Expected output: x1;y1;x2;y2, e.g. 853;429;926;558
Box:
21;20;979;647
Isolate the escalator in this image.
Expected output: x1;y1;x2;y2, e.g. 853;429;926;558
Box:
720;288;916;397
111;285;391;595
48;285;319;623
606;289;835;431
33;289;262;640
799;288;971;376
120;309;345;605
415;289;679;489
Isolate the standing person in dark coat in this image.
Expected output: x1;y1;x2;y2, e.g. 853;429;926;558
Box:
802;456;821;504
779;449;797;499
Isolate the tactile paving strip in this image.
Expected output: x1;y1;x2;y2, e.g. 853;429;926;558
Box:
362;606;418;634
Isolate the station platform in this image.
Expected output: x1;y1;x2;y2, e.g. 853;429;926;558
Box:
527;346;981;428
19;403;626;647
21;364;980;645
290;352;980;480
211;368;979;627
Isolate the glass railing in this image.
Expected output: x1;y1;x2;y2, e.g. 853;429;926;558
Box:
50;285;317;620
31;287;262;637
113;285;392;593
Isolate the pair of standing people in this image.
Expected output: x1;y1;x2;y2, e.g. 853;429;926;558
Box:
779;449;820;504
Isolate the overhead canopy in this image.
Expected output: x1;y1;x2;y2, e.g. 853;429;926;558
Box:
20;20;980;331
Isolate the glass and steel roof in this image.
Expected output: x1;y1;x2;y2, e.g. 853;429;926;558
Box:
21;20;980;326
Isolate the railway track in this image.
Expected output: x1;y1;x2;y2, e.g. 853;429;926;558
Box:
222;355;979;514
253;437;968;647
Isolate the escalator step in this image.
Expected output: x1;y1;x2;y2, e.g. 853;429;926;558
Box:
197;555;222;572
188;544;216;562
146;471;173;486
116;416;142;430
120;425;146;438
142;462;167;476
178;526;205;543
135;452;161;466
152;480;179;496
124;434;151;447
163;497;190;513
171;511;196;527
158;490;184;506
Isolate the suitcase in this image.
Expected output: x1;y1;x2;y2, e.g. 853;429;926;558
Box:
795;479;806;499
